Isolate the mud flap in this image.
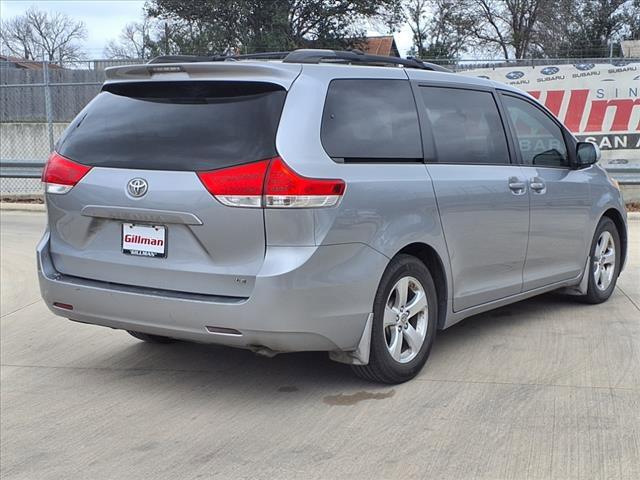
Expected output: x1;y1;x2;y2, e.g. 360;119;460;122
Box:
328;313;373;365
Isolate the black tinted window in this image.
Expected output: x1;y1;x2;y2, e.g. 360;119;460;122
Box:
420;87;510;164
502;95;569;167
321;79;422;161
58;81;286;171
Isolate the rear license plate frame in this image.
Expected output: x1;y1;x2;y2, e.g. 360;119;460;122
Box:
121;223;167;258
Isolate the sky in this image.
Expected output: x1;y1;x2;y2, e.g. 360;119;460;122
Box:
0;0;414;59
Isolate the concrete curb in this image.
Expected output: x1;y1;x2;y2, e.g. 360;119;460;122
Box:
0;203;46;212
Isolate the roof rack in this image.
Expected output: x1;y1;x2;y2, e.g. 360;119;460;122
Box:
147;49;452;72
282;49;451;72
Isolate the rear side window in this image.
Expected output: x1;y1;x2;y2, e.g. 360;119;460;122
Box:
321;79;422;161
501;94;569;167
420;87;510;164
57;81;286;171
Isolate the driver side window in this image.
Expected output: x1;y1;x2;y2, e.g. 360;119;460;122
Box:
502;94;569;167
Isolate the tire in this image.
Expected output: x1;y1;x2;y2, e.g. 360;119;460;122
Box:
581;217;621;304
127;331;175;344
353;254;438;384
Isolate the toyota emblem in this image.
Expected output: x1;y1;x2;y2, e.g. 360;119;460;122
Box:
127;178;148;198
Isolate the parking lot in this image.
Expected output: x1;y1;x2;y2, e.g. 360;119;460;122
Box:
1;210;638;479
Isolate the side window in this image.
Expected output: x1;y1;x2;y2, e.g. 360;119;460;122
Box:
321;79;422;161
502;94;569;167
420;87;510;164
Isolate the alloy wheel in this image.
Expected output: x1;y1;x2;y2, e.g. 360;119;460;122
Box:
593;231;616;291
383;276;429;364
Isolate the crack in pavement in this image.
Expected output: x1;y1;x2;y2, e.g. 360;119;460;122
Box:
0;298;43;318
616;285;640;311
1;362;638;392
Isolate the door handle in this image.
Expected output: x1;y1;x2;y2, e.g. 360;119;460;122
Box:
530;177;546;194
508;177;527;195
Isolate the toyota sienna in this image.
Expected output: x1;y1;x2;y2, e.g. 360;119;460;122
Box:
37;49;628;383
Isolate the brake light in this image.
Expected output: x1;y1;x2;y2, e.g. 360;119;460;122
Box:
197;157;345;208
264;157;345;208
197;160;270;207
42;152;92;194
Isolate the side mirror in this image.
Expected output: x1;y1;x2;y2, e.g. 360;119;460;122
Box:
576;142;600;167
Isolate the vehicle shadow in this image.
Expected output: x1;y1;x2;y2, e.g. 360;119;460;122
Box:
93;291;586;395
436;291;585;340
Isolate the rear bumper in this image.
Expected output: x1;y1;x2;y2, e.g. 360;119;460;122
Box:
37;232;387;353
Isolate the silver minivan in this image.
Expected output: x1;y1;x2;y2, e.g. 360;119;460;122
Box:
38;49;628;383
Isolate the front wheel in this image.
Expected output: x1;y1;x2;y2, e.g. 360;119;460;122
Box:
353;254;437;384
581;217;621;304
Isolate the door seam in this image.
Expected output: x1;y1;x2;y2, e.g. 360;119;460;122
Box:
520;166;531;294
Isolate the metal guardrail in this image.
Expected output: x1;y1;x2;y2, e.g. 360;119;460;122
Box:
0;162;44;179
1;161;638;184
602;164;640;185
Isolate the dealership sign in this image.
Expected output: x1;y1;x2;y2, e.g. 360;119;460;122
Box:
463;63;640;163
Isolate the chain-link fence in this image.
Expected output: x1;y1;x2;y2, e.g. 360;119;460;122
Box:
423;56;638;71
0;60;114;195
1;57;639;196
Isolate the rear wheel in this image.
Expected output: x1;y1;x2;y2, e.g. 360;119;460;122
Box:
353;254;437;384
581;217;621;304
127;331;175;344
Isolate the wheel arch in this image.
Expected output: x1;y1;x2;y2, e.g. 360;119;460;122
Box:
602;208;627;271
396;243;448;330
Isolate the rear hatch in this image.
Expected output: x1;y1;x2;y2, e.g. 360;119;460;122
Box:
45;78;289;298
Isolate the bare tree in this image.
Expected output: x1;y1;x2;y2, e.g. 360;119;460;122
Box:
105;19;155;60
532;0;575;57
405;0;430;56
0;15;36;59
462;0;549;59
428;1;473;58
0;6;87;65
405;0;471;58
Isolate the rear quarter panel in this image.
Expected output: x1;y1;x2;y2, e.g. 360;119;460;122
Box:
275;65;454;321
588;164;628;268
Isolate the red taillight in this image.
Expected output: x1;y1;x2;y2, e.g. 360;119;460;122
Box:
197;156;345;208
197;160;270;208
264;157;345;208
42;152;92;194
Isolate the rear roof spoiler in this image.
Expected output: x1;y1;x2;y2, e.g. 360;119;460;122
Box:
104;61;302;88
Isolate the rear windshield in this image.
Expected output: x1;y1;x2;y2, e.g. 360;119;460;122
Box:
57;81;286;171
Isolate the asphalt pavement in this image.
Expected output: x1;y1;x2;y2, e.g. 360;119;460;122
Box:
1;210;638;480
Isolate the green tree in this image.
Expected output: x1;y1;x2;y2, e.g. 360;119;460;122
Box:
405;0;471;59
534;0;639;58
145;0;403;55
570;0;636;56
629;0;640;39
405;0;429;57
145;1;240;55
